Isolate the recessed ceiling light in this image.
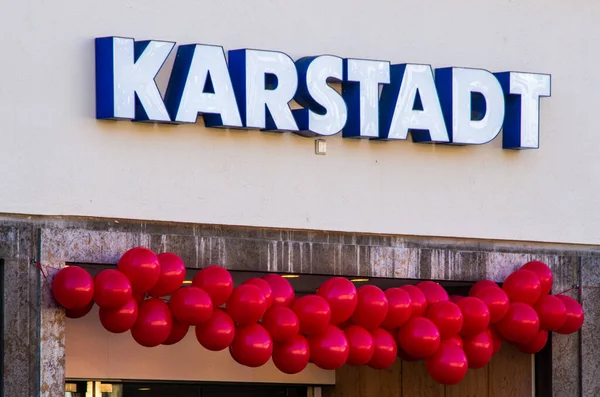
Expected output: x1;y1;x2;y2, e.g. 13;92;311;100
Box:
281;274;300;279
350;278;369;283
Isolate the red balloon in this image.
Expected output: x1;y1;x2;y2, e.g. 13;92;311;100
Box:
469;280;500;296
149;252;186;297
227;284;268;325
555;295;585;334
244;278;274;309
292;295;331;335
463;330;493;369
503;269;542;306
117;247;161;293
195;309;235;351
66;300;94;319
272;334;310;374
496;302;540;343
522;261;553;296
352;285;388;330
133;293;145;303
426;301;464;340
397;317;441;359
489;327;502;355
381;288;412;329
474;287;510;324
170;287;213;325
338;319;353;330
192;266;233;307
368;328;397;369
416;281;449;306
94;269;133;309
399;285;427;318
425;342;468;386
344;325;375;366
534;295;567;331
99;298;139;333
397;345;419;362
52;266;94;310
457;297;490;337
162;319;190;345
449;295;465;304
317;277;358;325
131;298;172;347
262;274;295;308
230;324;273;368
517;330;548;354
308;325;349;370
262;307;299;343
445;334;463;350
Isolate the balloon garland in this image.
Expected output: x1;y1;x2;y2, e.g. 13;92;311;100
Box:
52;248;585;386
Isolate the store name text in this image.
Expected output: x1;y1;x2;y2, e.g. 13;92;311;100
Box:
95;37;551;149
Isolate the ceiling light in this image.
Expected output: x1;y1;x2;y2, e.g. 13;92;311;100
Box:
65;384;77;393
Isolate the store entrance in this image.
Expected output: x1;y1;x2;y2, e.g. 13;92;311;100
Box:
65;381;308;397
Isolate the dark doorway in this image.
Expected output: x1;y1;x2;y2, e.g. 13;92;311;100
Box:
65;381;308;397
534;332;553;397
123;383;306;397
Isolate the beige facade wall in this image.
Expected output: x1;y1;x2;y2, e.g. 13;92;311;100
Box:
0;1;598;245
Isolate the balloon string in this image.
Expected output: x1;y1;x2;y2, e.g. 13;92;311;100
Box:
33;261;48;279
30;259;585;305
556;285;583;304
32;261;62;280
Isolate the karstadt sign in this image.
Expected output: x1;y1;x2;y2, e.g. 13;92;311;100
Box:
95;37;551;149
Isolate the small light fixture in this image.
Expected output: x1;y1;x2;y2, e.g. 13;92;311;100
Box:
182;280;192;285
315;139;327;155
350;278;369;283
65;384;77;393
99;384;113;393
281;274;300;279
138;388;151;391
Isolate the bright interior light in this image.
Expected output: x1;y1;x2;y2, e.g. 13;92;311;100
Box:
138;387;151;391
99;384;113;393
182;280;192;284
65;384;77;392
350;278;369;283
281;274;300;279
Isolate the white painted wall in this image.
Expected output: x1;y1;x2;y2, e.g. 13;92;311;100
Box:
0;0;598;245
